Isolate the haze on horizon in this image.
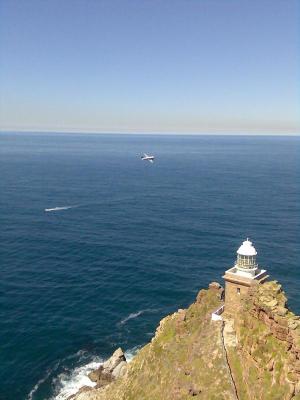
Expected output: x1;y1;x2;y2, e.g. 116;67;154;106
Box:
0;0;299;135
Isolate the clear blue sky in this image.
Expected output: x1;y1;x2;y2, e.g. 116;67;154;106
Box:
0;0;299;134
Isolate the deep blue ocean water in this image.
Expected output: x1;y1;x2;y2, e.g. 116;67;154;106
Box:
0;132;299;400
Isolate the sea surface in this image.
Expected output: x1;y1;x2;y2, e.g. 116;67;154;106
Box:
0;132;299;400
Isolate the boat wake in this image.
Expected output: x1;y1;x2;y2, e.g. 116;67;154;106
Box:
44;206;77;212
118;309;159;326
27;366;57;400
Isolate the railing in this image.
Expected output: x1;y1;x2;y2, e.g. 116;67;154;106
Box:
211;305;225;321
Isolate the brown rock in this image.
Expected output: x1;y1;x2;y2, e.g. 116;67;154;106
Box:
209;282;222;290
88;365;113;387
88;366;104;382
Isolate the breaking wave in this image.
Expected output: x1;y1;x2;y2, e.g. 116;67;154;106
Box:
51;357;102;400
27;346;141;400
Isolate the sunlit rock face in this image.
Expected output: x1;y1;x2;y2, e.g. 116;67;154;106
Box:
73;281;300;400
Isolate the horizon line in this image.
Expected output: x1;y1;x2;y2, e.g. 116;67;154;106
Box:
0;129;299;137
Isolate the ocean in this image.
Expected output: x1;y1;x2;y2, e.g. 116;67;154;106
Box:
0;132;299;400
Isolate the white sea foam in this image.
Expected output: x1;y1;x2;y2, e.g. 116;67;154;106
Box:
28;347;140;400
53;357;102;400
52;346;140;399
124;345;141;362
44;206;77;212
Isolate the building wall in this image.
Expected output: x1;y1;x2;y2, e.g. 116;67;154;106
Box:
224;280;250;314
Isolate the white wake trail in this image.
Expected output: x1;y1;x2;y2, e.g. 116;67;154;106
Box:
44;206;77;212
119;308;159;326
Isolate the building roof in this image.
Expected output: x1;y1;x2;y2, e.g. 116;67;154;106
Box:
237;239;257;256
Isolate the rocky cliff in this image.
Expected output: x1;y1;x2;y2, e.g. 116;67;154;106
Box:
72;281;300;400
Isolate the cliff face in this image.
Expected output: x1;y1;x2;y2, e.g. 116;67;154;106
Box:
74;281;300;400
227;281;300;400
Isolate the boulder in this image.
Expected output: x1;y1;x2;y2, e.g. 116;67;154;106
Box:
277;306;288;317
209;282;222;290
88;366;104;382
102;347;126;373
88;366;113;386
112;360;128;378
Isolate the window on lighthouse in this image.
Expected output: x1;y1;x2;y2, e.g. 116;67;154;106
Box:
237;288;241;295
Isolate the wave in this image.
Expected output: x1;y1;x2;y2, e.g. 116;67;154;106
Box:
27;345;142;400
50;346;140;400
52;357;102;400
44;206;77;212
124;345;141;361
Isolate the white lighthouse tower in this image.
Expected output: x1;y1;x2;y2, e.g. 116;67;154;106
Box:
223;238;268;314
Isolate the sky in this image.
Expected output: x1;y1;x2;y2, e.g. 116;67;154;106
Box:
0;0;299;134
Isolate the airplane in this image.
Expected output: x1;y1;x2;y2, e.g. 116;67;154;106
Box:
141;153;155;163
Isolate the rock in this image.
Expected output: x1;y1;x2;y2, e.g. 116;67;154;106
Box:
288;320;299;330
102;347;126;373
196;290;206;304
277;306;288;316
88;366;104;382
67;386;92;399
266;299;278;308
112;360;128;378
95;371;113;387
208;282;224;299
209;282;222;290
88;365;113;387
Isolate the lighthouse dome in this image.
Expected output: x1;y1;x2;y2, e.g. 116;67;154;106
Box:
237;239;257;256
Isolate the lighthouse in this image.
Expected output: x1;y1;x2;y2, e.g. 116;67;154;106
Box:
223;239;268;314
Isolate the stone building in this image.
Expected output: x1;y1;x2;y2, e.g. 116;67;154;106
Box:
223;239;268;314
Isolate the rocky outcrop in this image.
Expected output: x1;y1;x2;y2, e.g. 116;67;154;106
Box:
102;348;126;374
72;281;300;400
69;348;128;399
226;281;300;400
72;284;236;400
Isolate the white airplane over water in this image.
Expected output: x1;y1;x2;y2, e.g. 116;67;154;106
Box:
141;153;155;163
